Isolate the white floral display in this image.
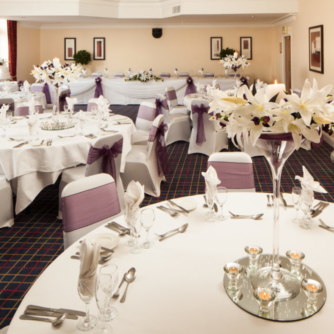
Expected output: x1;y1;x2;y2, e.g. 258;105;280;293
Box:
219;55;251;72
124;70;163;83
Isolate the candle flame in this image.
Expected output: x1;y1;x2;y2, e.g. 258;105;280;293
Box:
275;80;277;85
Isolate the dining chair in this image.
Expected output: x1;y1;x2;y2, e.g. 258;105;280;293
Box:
188;98;228;156
0;175;14;229
159;73;171;78
204;73;215;77
179;72;189;77
61;173;122;249
15;103;43;116
165;87;189;115
207;152;256;192
87;96;110;112
156;93;191;146
0;98;15;112
131;101;157;145
114;73;125;78
58;133;125;219
30;85;44;93
121;114;167;197
228;73;240;78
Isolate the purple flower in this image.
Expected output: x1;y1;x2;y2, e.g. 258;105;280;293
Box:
187;77;193;84
95;77;102;84
251;117;260;125
263;116;270;123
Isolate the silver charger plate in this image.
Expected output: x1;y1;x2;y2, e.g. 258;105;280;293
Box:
223;255;326;322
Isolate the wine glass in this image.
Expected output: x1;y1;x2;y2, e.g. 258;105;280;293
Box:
77;276;98;331
140;209;155;249
99;264;119;321
299;188;314;229
216;187;228;221
129;213;141;254
292;187;302;224
94;274;113;334
6;111;12;123
205;182;216;222
124;209;135;247
64;104;69;117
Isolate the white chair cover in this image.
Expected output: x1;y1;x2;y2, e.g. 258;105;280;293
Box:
61;173;121;249
160;73;171;78
0;175;14;228
204;73;214;77
122;114;166;197
188;98;228;156
207;152;256;192
179;72;189;77
15;103;43;116
165;87;189;115
114;73;125;78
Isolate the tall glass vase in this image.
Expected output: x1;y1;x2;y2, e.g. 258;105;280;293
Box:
251;133;301;301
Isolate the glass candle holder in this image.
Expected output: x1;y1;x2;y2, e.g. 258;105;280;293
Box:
224;263;244;291
301;279;323;305
286;250;305;278
245;245;263;268
253;287;276;314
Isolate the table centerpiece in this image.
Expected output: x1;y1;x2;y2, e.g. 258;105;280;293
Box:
219;54;250;79
124;70;163;83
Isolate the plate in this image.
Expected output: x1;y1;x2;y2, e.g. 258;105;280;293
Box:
86;233;119;250
172;198;197;211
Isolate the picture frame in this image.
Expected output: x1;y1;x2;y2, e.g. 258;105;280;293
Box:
64;38;76;60
210;37;222;60
309;25;324;73
94;37;106;60
240;37;252;60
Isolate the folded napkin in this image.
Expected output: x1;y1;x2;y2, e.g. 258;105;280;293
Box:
195;82;205;94
23;80;30;93
78;239;101;298
96;95;110;112
174;68;178;76
0;104;9;119
28;97;38;114
202;166;221;200
66;97;78;111
124;181;145;225
295;166;327;193
199;68;204;76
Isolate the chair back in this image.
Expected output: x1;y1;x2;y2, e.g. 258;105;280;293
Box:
0;98;15;112
293;89;301;97
179;72;189;77
91;73;102;77
16;104;43;116
160;73;171;78
165;86;178;110
229;73;240;77
147;114;164;159
204;73;214;77
136;101;156;132
61;173;121;249
114;73;124;78
30;85;44;93
207;152;255;192
87;98;98;112
155;93;169;121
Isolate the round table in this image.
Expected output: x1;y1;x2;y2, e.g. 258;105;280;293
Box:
0;91;47;110
0;113;136;214
0;81;19;93
7;193;334;333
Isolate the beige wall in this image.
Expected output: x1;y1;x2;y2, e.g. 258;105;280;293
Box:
275;0;334;90
18;26;276;84
17;24;40;81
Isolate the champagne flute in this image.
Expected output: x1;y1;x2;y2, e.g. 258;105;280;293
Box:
205;182;216;222
292;186;302;224
140;209;155;249
216;187;228;221
129;212;141;254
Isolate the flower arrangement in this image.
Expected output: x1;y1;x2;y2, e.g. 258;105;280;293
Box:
124;70;163;83
209;78;333;150
219;47;235;59
31;58;82;87
73;50;91;66
219;55;250;73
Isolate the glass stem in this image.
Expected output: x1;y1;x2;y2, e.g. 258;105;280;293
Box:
145;229;149;244
84;301;90;323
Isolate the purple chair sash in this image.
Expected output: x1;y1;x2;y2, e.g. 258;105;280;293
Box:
191;104;210;146
137;105;156;121
155;97;168;117
166;89;177;101
87;138;123;183
94;77;103;98
179;73;189;77
185;77;196;97
114;74;124;78
44;83;52;104
87;102;97;112
204;73;214;77
91;74;102;77
207;161;255;189
30;86;44;93
160;74;170;78
62;182;121;233
148;122;168;177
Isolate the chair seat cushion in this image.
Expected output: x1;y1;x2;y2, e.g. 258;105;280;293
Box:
170;106;189;115
131;130;149;145
61;165;86;184
125;145;147;163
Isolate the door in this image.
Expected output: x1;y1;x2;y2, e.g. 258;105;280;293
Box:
284;36;291;91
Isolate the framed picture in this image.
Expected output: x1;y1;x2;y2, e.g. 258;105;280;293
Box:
240;37;252;60
309;25;324;73
64;38;76;60
94;37;105;60
210;37;222;60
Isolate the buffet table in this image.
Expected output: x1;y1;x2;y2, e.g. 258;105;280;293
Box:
7;193;333;333
45;77;236;105
0;113;136;214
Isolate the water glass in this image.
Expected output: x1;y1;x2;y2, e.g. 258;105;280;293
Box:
140;209;155;249
76;118;86;135
124;209;135;247
216;187;228;221
7;111;13;123
292;186;302;224
205;184;216;222
299;188;314;229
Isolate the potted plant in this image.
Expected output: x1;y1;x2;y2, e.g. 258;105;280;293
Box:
219;47;235;59
73;50;91;77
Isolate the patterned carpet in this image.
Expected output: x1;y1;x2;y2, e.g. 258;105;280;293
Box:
1;105;334;328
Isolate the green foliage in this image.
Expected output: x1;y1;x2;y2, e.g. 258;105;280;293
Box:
73;50;91;65
220;47;235;59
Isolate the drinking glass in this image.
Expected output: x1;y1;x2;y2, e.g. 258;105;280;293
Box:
94;274;113;334
64;104;69;117
125;209;141;254
7;111;12;123
292;186;302;224
124;209;135;247
76;118;85;135
216;187;228;221
77;277;98;331
140;209;155;249
99;264;119;321
299;188;314;229
91;107;97;119
205;182;216;222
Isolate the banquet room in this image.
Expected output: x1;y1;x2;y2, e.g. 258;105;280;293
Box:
1;0;334;333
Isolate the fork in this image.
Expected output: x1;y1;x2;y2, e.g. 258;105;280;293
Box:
267;195;272;207
157;206;179;217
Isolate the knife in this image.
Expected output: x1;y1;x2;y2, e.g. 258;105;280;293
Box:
13;141;28;148
110;221;131;233
280;193;287;210
24;309;78;320
26;305;85;317
319;225;334;233
168;200;190;214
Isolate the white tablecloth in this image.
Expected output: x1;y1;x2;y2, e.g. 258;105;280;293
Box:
183;93;214;111
0;81;18;92
0;113;136;213
7;193;334;333
45;77;235;105
0;91;47;110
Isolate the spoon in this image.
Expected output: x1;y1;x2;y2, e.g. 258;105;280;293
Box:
19;313;67;326
229;212;264;220
159;223;189;242
120;268;137;303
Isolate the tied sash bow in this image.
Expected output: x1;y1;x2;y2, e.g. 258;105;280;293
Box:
87;139;123;182
58;92;69;111
191;104;210;145
185;76;196;96
94;77;103;98
44;82;52;104
148;123;168;176
155;97;168;117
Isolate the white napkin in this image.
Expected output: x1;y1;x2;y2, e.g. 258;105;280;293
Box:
174;68;178;76
195;82;205;94
295;166;327;193
104;68;110;78
124;181;145;224
97;95;110;112
66;97;78;111
23;80;30;93
199;68;204;76
0;104;9;119
78;239;101;298
28;97;38;115
202;166;221;199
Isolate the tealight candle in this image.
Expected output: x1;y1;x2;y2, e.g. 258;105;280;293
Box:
307;284;318;292
290;252;300;259
249;247;258;254
259;291;271;300
229;267;238;273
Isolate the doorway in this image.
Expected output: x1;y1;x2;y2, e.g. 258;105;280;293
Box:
284;35;292;91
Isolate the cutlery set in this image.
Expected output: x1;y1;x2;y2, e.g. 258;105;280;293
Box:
157;200;190;217
267;193;293;208
155;223;189;241
105;221;131;236
310;202;329;218
318;218;334;233
113;267;137;303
